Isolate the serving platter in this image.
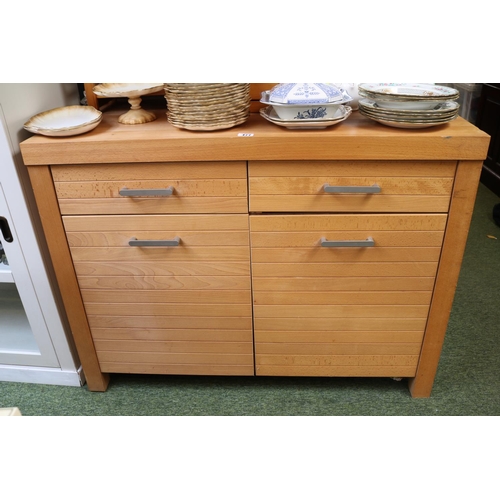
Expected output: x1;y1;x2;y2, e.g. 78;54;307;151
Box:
260;105;351;129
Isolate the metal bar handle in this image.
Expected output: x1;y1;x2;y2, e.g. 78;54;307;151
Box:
119;187;174;197
323;183;381;194
129;237;180;247
320;237;374;247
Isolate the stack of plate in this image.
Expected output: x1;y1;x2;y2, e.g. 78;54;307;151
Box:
358;83;460;129
164;83;251;131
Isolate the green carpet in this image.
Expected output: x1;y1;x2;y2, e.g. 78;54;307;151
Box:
1;183;499;416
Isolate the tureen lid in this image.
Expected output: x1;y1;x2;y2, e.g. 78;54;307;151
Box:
267;83;344;104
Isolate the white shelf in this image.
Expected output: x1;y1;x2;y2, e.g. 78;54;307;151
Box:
0;283;39;354
0;262;14;283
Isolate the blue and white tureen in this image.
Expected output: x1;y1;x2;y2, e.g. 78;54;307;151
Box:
260;83;352;122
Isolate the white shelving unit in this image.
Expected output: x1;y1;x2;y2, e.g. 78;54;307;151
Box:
0;261;14;283
0;86;84;386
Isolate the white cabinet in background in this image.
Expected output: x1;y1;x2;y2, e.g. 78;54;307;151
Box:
0;91;83;386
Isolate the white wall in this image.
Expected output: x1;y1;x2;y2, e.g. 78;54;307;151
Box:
0;83;79;155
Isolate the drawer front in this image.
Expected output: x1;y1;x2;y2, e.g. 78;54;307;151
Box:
64;214;254;375
250;214;447;377
249;160;456;213
52;162;248;215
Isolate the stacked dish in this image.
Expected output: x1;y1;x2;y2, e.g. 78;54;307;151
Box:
259;83;353;129
24;105;102;137
164;83;251;131
358;83;460;129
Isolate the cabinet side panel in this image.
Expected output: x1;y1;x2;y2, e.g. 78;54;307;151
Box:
409;160;483;398
27;166;109;391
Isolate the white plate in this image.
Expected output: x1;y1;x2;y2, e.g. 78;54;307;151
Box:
359;106;459;123
168;113;249;131
360;110;458;129
359;98;459;116
358;83;459;99
372;118;457;129
260;105;351;129
24;106;102;137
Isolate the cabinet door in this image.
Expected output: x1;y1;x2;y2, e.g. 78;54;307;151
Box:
63;213;254;375
250;214;447;377
0;184;59;367
476;83;500;196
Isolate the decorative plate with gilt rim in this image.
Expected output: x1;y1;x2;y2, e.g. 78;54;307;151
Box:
358;83;459;100
363;115;458;129
359;108;458;128
359;98;459;116
24;105;102;137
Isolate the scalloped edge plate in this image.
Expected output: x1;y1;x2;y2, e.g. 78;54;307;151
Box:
24;105;102;137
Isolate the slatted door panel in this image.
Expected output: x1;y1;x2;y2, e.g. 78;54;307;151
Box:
250;213;447;377
64;213;254;375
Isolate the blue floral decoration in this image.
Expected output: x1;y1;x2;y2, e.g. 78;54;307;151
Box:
294;107;328;119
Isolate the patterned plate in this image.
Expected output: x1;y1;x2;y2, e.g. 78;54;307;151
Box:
358;83;459;100
359;98;459;117
260;105;351;129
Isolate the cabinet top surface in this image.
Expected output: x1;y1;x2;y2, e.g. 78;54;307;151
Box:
20;109;490;165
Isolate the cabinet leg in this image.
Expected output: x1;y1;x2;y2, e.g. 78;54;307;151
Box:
408;375;432;398
27;166;110;393
408;160;483;399
86;372;110;392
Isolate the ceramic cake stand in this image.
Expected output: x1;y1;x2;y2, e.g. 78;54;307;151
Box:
92;83;164;124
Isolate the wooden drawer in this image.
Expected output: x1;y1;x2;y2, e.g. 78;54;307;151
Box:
250;213;446;377
248;160;456;213
63;214;254;375
52;161;248;215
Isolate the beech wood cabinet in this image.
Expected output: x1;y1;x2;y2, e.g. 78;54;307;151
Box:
20;110;490;397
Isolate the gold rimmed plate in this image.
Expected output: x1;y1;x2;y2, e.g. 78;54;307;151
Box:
24;105;102;137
